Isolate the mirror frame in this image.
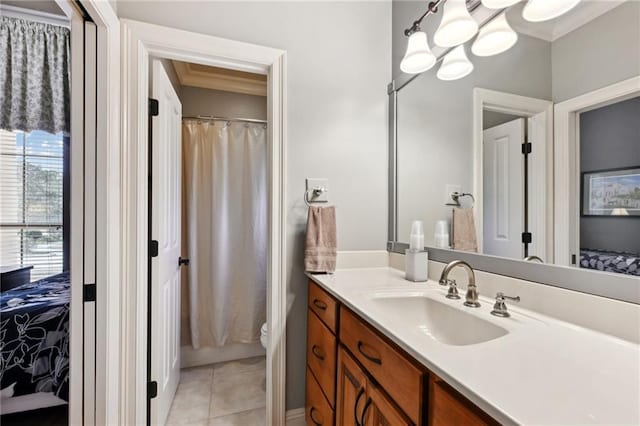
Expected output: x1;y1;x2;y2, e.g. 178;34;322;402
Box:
387;75;640;305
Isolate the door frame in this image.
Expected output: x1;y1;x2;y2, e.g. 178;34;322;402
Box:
553;76;640;266
472;88;554;260
64;1;121;424
120;19;287;425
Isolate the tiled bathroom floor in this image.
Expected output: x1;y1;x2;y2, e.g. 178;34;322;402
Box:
166;356;266;425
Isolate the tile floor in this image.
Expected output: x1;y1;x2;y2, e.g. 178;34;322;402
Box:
166;356;266;425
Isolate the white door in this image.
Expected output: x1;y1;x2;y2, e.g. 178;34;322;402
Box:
483;118;525;259
150;60;182;426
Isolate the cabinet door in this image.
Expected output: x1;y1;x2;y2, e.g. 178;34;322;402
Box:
336;347;368;426
362;383;411;426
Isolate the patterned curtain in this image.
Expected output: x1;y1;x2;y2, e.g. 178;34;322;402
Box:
0;17;70;135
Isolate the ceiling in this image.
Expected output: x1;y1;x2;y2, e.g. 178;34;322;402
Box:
507;0;626;42
2;0;65;16
172;61;267;97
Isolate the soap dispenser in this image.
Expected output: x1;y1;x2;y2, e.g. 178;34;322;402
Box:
405;221;428;282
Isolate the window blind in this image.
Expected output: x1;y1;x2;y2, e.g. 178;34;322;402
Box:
0;129;64;281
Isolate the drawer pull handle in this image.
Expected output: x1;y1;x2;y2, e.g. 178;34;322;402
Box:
360;397;373;425
311;344;325;361
313;299;328;310
309;407;322;425
354;387;365;426
357;341;382;365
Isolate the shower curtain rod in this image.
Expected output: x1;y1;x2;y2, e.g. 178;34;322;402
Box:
182;115;268;124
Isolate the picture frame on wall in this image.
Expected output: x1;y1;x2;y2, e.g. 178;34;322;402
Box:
582;167;640;217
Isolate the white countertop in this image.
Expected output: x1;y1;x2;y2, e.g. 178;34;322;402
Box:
307;267;640;426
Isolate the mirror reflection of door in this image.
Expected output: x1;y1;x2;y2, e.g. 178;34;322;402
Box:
482;117;525;259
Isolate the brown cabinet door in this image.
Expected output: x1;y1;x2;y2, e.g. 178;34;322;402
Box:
430;377;497;426
306;367;335;426
362;382;411;426
307;309;338;405
336;347;368;426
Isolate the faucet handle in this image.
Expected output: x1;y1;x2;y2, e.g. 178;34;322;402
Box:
444;280;460;300
491;292;520;317
439;278;453;286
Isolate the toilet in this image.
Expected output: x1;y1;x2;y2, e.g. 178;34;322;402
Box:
260;322;267;349
260;294;294;349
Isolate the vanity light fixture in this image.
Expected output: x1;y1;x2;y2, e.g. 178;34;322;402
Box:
480;0;521;9
434;0;479;47
471;12;518;56
522;0;581;22
400;30;437;74
437;46;474;81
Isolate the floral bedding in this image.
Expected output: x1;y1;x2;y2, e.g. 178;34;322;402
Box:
580;249;640;276
0;272;70;402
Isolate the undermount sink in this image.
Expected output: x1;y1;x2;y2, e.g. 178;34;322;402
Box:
368;295;508;346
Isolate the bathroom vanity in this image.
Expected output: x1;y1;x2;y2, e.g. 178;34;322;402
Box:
304;268;640;426
306;278;499;425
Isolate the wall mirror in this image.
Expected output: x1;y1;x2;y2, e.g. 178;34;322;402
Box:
389;0;640;303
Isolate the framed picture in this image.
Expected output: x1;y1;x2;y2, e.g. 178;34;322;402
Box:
582;167;640;217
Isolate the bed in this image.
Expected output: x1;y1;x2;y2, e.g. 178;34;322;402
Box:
580;249;640;276
0;272;70;414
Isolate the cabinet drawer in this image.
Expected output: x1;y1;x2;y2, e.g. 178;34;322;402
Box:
307;309;337;405
306;367;335;426
309;280;338;333
430;377;497;426
340;307;424;425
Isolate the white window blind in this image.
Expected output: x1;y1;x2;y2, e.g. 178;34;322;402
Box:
0;129;64;281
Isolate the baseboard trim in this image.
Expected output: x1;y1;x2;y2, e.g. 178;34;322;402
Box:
181;342;265;368
286;408;305;426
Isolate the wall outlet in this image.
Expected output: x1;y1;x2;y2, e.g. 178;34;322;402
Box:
445;184;461;204
306;178;329;203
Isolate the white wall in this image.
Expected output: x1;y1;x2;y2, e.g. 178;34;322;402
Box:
181;87;267;120
116;1;392;410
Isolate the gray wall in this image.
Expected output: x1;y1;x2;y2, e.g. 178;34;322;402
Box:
396;34;551;245
116;1;391;410
580;96;640;254
181;87;267;121
552;1;640;102
483;111;521;130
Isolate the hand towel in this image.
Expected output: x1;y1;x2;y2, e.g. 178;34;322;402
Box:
452;208;478;252
305;206;337;273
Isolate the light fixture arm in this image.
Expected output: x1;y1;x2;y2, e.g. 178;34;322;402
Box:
404;1;443;36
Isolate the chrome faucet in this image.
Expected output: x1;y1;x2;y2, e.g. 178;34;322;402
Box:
439;260;480;307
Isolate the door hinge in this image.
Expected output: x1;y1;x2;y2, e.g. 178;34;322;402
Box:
83;283;96;302
150;240;159;258
521;232;532;244
149;98;159;117
571;254;577;265
522;142;532;155
148;381;158;399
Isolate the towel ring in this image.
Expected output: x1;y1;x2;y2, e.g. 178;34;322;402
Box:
446;192;475;208
304;187;328;207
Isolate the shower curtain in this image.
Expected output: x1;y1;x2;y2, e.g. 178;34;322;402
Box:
181;119;267;349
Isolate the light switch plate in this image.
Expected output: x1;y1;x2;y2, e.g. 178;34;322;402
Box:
306;178;329;203
445;184;461;204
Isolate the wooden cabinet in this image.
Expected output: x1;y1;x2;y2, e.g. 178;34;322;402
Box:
309;280;339;333
307;367;335;426
306;279;497;426
429;377;498;426
340;307;424;424
336;347;410;426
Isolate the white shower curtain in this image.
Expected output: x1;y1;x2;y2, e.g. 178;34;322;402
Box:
182;119;267;349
